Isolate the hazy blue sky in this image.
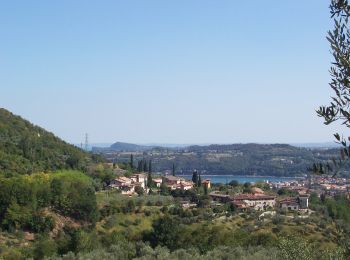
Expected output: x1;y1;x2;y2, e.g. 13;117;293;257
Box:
0;0;345;144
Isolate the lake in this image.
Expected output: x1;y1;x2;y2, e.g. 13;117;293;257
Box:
181;175;300;184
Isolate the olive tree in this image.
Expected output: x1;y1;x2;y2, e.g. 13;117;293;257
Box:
314;0;350;175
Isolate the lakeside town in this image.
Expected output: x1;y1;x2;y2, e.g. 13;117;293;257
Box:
107;161;350;215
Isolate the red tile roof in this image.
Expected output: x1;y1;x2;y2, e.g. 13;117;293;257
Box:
233;194;275;201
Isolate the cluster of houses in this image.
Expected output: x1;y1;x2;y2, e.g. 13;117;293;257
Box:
270;176;350;198
270;180;310;195
109;172;310;212
110;173;211;195
210;192;276;211
110;173;148;195
210;190;309;211
163;175;193;190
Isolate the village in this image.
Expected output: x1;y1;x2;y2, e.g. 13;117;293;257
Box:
109;172;195;194
107;161;350;220
107;169;317;215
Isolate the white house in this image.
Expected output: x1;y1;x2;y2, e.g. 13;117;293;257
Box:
110;177;135;195
153;178;163;188
131;173;147;189
232;194;276;211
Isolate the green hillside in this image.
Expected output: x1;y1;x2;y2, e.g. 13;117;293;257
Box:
0;108;88;176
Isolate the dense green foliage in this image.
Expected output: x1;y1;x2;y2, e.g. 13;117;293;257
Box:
25;190;346;260
0;108;89;176
0;171;98;234
50;171;99;223
46;240;343;260
311;193;350;229
0;186;349;259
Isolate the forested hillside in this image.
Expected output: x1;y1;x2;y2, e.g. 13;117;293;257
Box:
0;108;88;176
99;143;340;176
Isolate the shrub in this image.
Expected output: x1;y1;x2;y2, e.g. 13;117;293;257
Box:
33;237;57;259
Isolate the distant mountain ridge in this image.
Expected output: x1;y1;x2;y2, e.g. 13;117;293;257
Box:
92;141;340;152
109;142;152;151
290;142;340;148
0;108;89;176
96;142;342;176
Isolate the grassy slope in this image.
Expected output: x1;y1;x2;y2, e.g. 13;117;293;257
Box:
95;191;339;250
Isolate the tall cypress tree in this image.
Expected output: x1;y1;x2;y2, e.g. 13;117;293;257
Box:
130;154;134;169
160;176;168;195
147;172;153;188
137;160;142;172
148;160;152;173
192;170;198;185
198;173;202;187
143;160;148;172
204;184;208;195
172;163;176;176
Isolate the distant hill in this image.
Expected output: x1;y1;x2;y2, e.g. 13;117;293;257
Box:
109;142;152;152
92;142;191;152
0;108;89;176
97;142;342;176
290;142;340;149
